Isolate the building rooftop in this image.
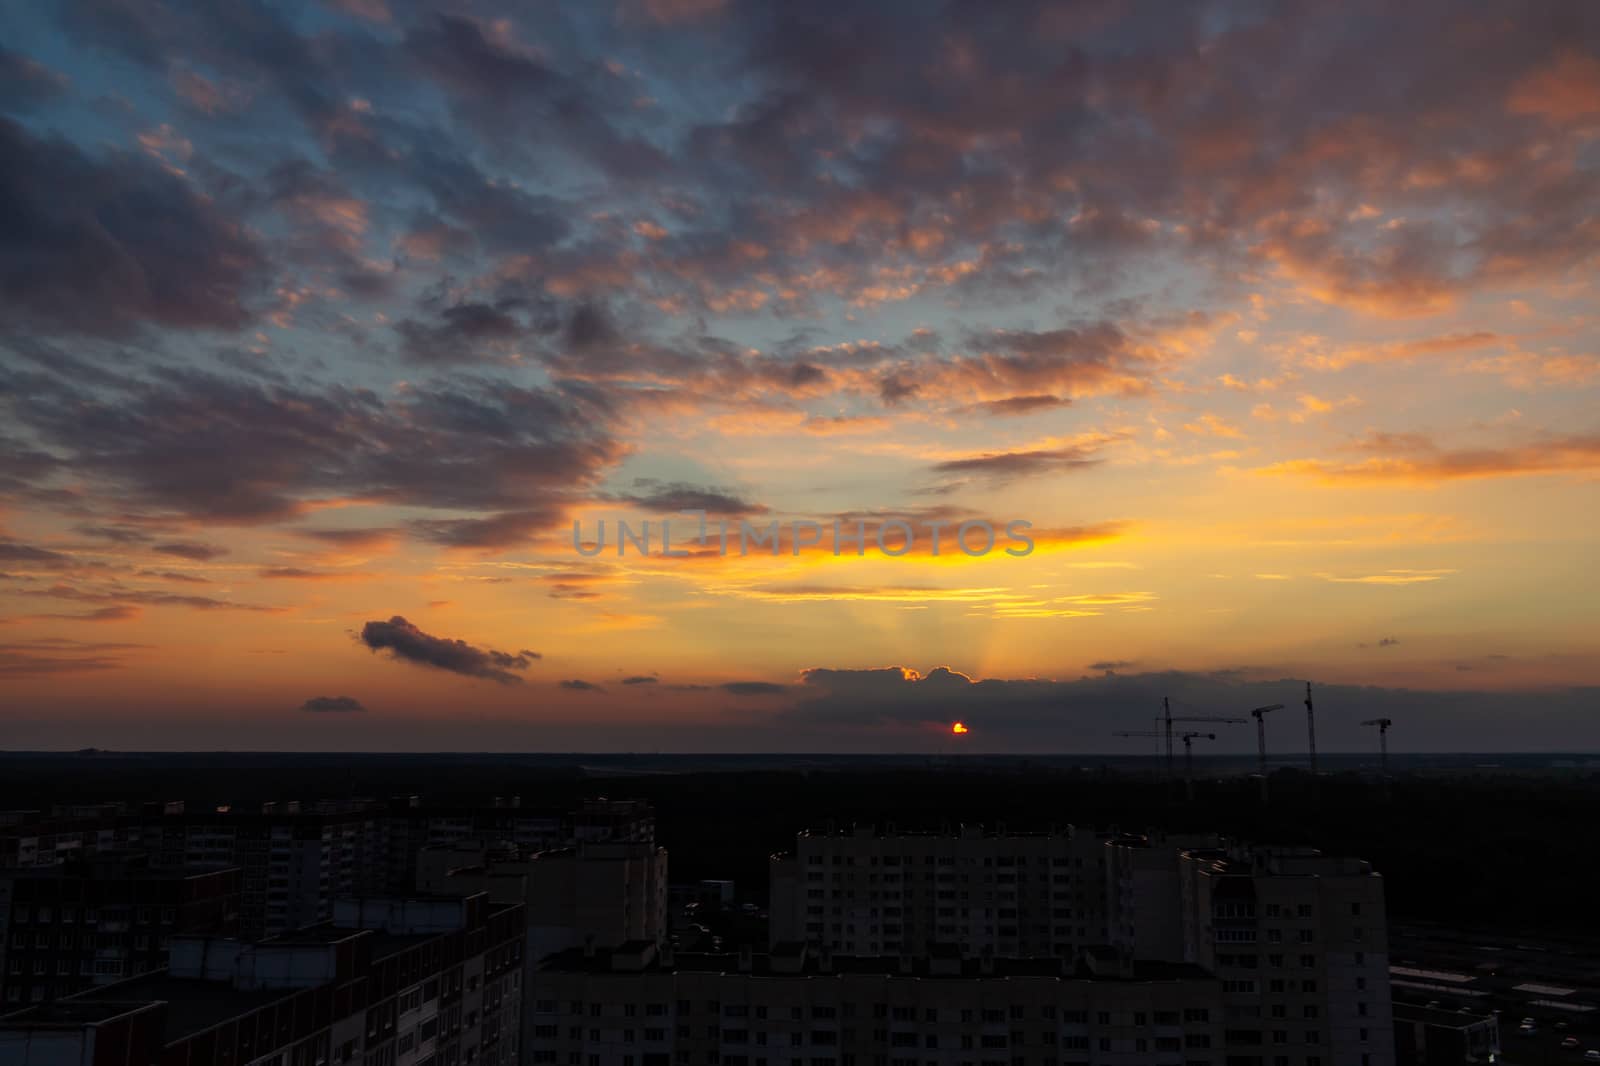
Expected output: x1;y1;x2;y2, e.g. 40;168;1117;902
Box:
74;974;295;1042
793;823;1080;841
0;1000;161;1029
1392;1002;1498;1029
1183;845;1377;879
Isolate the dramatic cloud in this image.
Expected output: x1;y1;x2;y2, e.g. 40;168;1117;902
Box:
1263;433;1600;485
0;117;262;337
560;679;603;691
611;480;767;516
0;539;76;568
152;541;229;561
396;301;527;363
0;47;69;110
3;369;623;535
359;615;540;684
301;695;366;712
930;442;1110;481
719;680;788;696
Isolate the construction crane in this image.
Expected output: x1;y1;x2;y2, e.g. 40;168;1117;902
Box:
1113;729;1209;797
1251;704;1285;800
1161;698;1174;781
1361;717;1394;791
1173;714;1246;728
1305;681;1318;775
1161;699;1246;780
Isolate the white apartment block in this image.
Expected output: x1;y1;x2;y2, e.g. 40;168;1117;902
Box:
766;828;1394;1066
769;825;1111;959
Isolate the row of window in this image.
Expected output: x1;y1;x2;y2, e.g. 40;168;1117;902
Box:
6;905;179;924
538;1004;1210;1026
532;1027;1220;1049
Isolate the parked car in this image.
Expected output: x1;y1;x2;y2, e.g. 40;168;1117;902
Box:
1562;1037;1581;1049
1583;1051;1600;1063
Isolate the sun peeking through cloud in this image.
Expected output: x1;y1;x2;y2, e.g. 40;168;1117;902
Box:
951;721;969;735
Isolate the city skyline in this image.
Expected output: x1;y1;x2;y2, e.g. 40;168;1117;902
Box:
2;1;1598;751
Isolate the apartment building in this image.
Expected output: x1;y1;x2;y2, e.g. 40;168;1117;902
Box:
529;940;1226;1066
0;853;241;1006
0;891;526;1066
770;827;1394;1066
0;797;657;942
419;840;669;964
1103;834;1222;962
1174;845;1395;1066
418;835;669;1066
768;824;1111;959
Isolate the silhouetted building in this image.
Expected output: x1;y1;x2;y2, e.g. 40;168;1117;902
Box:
1172;844;1395;1066
0;853;240;1007
418;836;669;1066
1392;1004;1499;1065
0;797;657;942
0;891;526;1066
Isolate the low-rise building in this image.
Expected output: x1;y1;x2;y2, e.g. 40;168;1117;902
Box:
1391;1004;1498;1065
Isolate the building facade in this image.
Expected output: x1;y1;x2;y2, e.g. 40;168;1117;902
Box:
1173;846;1396;1066
771;829;1396;1066
768;825;1111;959
0;891;526;1066
530;941;1226;1066
0;854;241;1007
0;798;658;942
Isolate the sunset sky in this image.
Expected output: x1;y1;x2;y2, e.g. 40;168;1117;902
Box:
2;0;1597;752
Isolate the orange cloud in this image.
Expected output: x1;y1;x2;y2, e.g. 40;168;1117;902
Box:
1260;433;1600;484
1509;51;1600;122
